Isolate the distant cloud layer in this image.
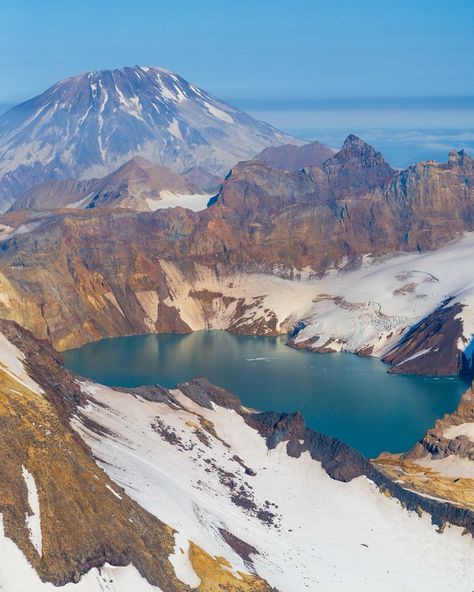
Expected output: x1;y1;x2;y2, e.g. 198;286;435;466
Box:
243;98;474;168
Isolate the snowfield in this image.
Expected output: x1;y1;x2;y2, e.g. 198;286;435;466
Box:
145;191;211;211
292;233;474;359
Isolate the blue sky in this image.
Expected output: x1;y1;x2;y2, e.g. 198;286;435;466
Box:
1;0;473;166
1;0;473;103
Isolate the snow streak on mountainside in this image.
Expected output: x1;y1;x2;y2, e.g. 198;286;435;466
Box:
0;66;298;209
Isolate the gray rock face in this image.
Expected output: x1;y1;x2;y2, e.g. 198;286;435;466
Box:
0;65;299;209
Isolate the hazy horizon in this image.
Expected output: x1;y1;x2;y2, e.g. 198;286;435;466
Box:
1;0;473;168
1;90;473;168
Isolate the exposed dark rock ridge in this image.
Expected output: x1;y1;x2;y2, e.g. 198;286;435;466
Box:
116;383;179;405
246;410;369;482
178;378;242;411
218;528;260;569
177;378;474;535
383;300;468;376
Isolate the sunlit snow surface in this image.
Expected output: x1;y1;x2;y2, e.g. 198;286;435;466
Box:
70;382;474;592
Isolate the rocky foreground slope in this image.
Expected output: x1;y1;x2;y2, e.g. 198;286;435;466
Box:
0;138;472;376
375;386;474;512
0;320;472;591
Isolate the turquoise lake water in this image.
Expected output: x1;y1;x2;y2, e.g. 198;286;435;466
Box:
62;331;468;457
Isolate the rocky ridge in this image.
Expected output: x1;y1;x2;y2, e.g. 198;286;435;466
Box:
254;139;335;170
9;156;204;212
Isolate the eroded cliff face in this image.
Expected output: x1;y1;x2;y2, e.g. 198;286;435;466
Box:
0;142;471;361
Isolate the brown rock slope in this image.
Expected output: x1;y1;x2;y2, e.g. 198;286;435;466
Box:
0;320;275;590
0;319;182;588
254;139;335;170
0;138;471;351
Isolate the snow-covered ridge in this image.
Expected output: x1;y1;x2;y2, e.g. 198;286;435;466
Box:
71;381;474;591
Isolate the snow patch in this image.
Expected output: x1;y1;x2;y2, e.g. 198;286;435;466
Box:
106;484;123;500
21;467;42;555
202;101;234;124
397;348;431;366
0;333;43;394
168;532;201;588
146;192;210;212
444;423;474;442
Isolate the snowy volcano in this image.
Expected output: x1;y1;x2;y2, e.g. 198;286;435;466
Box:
0;66;299;209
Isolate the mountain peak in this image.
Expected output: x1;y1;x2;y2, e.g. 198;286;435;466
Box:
65;65;176;83
448;148;473;168
322;134;395;195
0;66;297;209
342;134;366;147
332;134;393;169
339;134;378;156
